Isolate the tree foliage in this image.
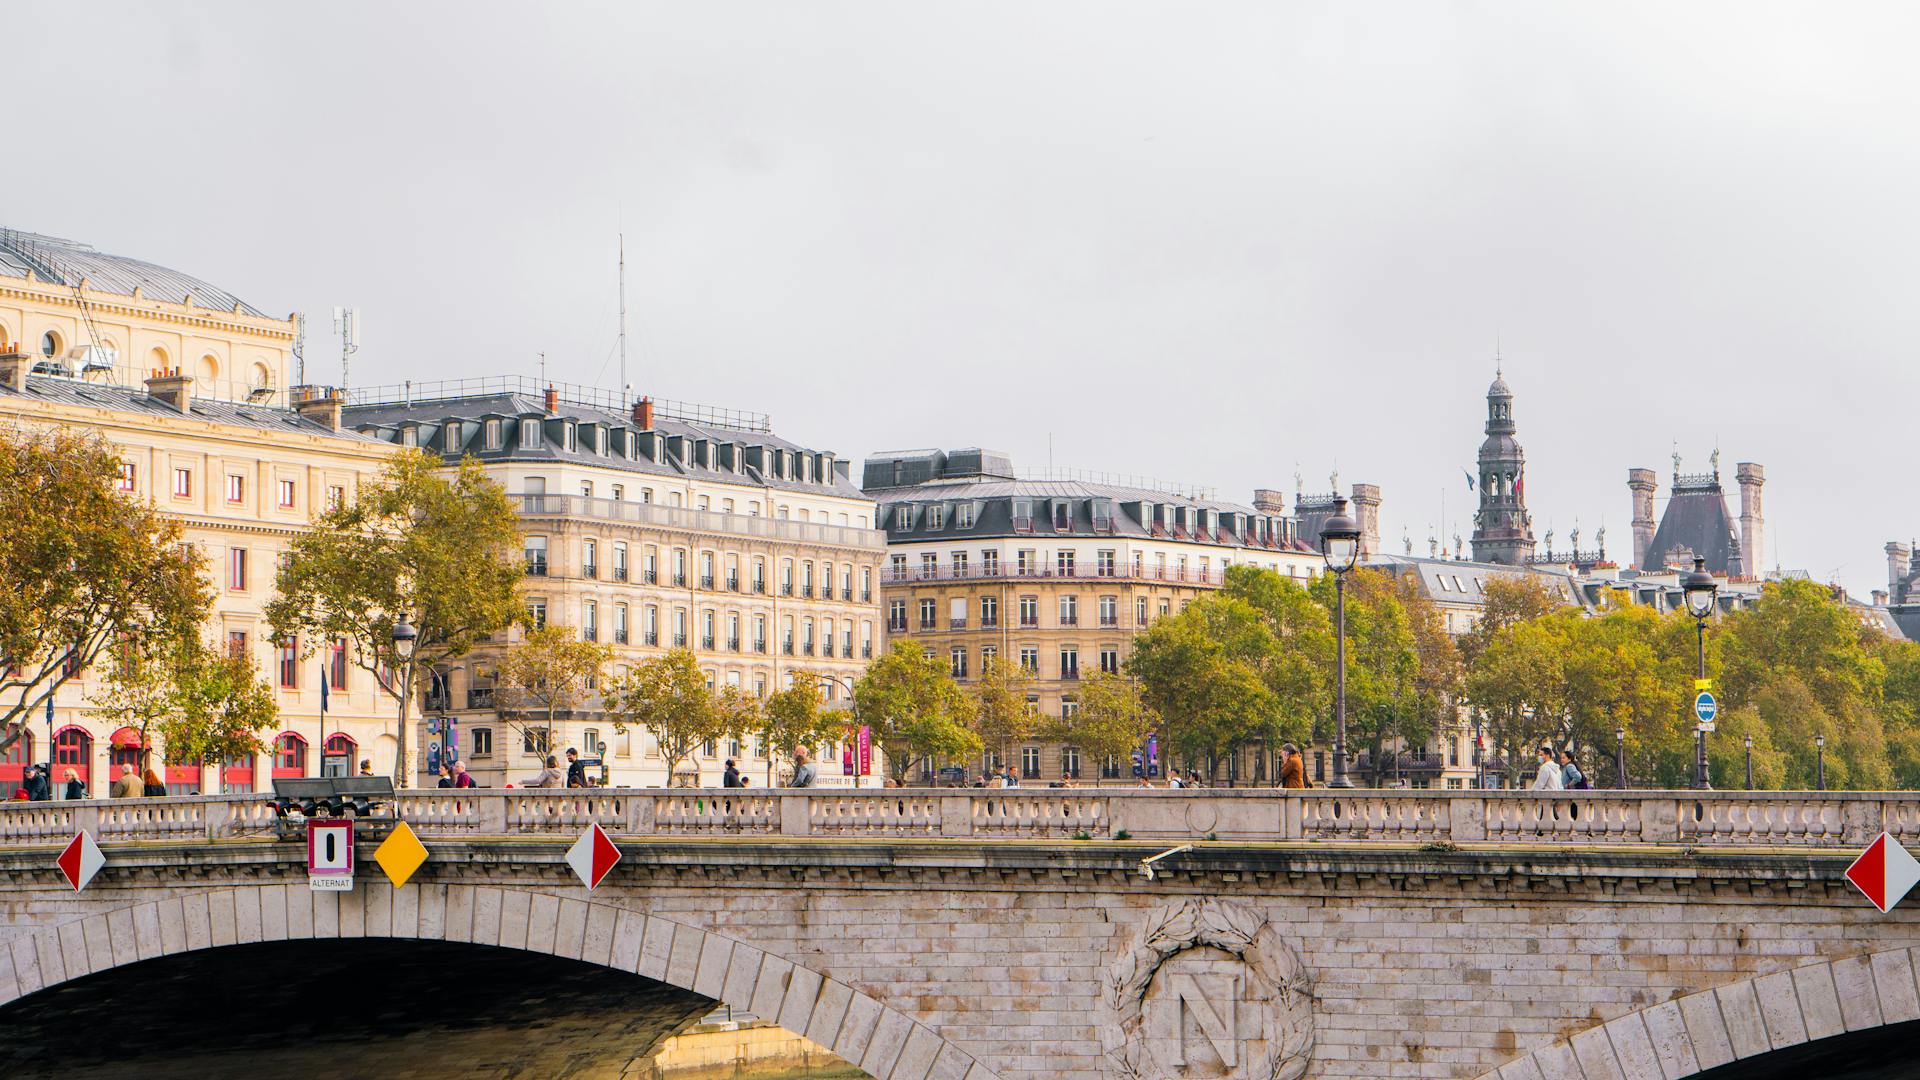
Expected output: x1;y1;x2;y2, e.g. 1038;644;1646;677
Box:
1053;671;1159;767
0;426;209;752
89;638;279;769
267;451;523;783
492;623;612;748
855;644;978;783
603;649;746;784
970;656;1037;765
759;672;848;785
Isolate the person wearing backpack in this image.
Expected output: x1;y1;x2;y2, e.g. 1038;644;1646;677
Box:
1560;749;1590;790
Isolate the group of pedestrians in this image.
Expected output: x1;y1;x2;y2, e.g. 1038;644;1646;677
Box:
9;764;87;801
1531;745;1592;790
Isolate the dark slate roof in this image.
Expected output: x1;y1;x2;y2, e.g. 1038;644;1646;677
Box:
0;373;380;442
0;229;265;318
1889;606;1920;643
343;393;865;500
1642;484;1739;574
1363;555;1573;602
866;476;1315;553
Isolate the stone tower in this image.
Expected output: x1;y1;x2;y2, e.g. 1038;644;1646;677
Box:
1469;369;1536;565
1736;463;1765;577
1628;468;1658;568
1351;483;1383;560
1897;542;1917;606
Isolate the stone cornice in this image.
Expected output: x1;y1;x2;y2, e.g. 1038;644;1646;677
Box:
0;279;294;342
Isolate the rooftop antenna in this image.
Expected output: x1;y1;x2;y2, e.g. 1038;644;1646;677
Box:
539;351;548;386
618;232;629;404
331;307;359;389
292;312;306;386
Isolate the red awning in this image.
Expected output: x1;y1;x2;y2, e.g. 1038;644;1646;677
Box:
108;728;146;750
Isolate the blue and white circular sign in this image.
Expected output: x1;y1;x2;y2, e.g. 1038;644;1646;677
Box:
1694;691;1719;726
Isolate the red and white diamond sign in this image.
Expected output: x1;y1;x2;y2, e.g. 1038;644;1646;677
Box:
56;831;104;892
1845;832;1920;914
565;823;621;890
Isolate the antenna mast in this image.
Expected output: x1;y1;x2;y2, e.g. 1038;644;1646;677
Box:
332;308;360;389
618;233;629;404
292;312;306;386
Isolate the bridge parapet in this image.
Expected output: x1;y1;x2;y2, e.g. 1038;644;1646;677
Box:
0;789;1902;848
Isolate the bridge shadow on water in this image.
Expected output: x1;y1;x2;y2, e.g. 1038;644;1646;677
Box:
0;938;872;1080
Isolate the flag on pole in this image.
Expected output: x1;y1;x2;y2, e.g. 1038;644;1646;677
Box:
319;667;330;716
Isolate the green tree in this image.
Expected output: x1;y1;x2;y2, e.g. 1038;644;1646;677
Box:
759;672;846;785
492;623;613;757
1052;671;1159;774
1310;569;1429;785
1881;641;1920;789
970;657;1037;770
604;649;746;785
0;426;209;753
160;643;280;769
1460;574;1566;666
1128;597;1282;774
267;451;523;786
855;644;978;784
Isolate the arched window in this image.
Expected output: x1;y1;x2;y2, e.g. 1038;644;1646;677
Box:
40;330;62;357
249;361;273;391
0;730;33;788
322;733;357;778
53;727;92;786
273;733;309;779
108;727;146;772
198;354;220;388
147;345;170;374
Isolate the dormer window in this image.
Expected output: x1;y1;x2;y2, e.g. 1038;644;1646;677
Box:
621;430;635;460
956;503;975;529
444;424;461;453
484;419;502;450
894;506;913;531
519;418;541;449
928;505;945;530
400;426;417;448
594;427;607;455
562;424;577;452
704;442;715;470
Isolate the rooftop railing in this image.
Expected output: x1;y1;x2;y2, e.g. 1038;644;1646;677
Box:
516;494;885;551
0;790;1906;848
344;376;772;432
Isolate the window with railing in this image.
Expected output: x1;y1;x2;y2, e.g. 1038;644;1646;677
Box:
981;596;999;628
1019;596;1038;627
524;536;548;576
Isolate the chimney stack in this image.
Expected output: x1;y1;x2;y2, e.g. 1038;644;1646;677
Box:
543;385;558;415
1889;542;1913;605
0;342;31;393
1252;488;1286;515
291;385;344;432
145;369;194;414
1350;484;1383;560
1628;468;1658;569
1736;462;1766;575
632;395;655;430
1874;589;1890;607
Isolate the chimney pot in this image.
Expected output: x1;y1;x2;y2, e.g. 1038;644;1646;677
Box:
633;395;655;430
144;371;195;414
544;385;558;415
291;385;344;432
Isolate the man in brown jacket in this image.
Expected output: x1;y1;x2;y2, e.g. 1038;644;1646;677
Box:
109;764;141;798
1279;744;1308;789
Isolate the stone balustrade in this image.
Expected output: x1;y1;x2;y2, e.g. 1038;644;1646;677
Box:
0;789;1912;848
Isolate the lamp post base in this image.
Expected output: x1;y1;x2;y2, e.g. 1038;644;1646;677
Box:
1326;776;1354;789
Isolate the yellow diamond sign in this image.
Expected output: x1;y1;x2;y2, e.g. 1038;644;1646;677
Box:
373;821;428;888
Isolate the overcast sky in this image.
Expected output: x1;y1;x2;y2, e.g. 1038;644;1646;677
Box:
12;2;1917;594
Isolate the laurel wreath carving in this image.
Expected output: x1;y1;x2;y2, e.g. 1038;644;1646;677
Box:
1099;899;1315;1080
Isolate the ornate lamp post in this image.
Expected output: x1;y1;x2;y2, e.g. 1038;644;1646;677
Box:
1682;557;1718;790
1614;726;1627;790
1744;734;1754;790
1473;711;1486;790
1319;497;1362;789
1815;734;1826;791
391;616;418;786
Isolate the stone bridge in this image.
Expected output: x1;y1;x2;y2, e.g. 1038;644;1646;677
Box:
1;788;1918;1080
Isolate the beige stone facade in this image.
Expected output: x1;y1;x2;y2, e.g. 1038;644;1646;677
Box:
344;382;886;788
0;360;401;794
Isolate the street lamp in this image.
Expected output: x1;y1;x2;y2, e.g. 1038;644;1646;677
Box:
391;616;418;787
1473;711;1487;790
1682;557;1718;790
1815;734;1826;791
825;673;865;789
1319;496;1362;789
1614;726;1627;790
1744;734;1754;790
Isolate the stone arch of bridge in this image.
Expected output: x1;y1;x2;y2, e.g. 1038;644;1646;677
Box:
1471;945;1920;1079
0;884;1001;1080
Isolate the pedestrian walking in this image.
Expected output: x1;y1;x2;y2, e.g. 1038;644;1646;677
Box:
790;747;818;788
24;765;50;802
436;765;453;788
722;758;740;788
61;768;84;800
358;759;374;777
450;761;476;789
1559;750;1589;790
564;748;587;788
142;767;168;797
1279;744;1308;789
1531;745;1564;791
521;755;564;788
110;764;141;798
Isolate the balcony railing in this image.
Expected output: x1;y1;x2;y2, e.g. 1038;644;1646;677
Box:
727;575;740;592
583;627;598;642
644;569;658;584
754;580;767;594
887;621;908;633
701;636;715;649
841;587;852;601
613;567;628;582
781;583;794;597
466;688;495;709
882;565;1231;588
754;640;767;653
525;559;548;576
1059;615;1079;626
673;634;688;647
727;638;741;652
950;618;968;630
513;494;886;551
644;631;659;646
673;573;688;587
583;564;598;579
700;575;715;590
614;630;630;644
981;618;999;629
862;644;873;658
842;645;854;658
802;642;815;656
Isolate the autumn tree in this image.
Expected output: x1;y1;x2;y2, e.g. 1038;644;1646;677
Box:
759;672;846;785
1459;574;1566;666
159;644;280;769
603;649;747;785
1310;569;1428;785
1052;671;1159;776
970;657;1037;770
268;451;523;786
492;623;613;755
855;644;978;784
0;426;209;754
